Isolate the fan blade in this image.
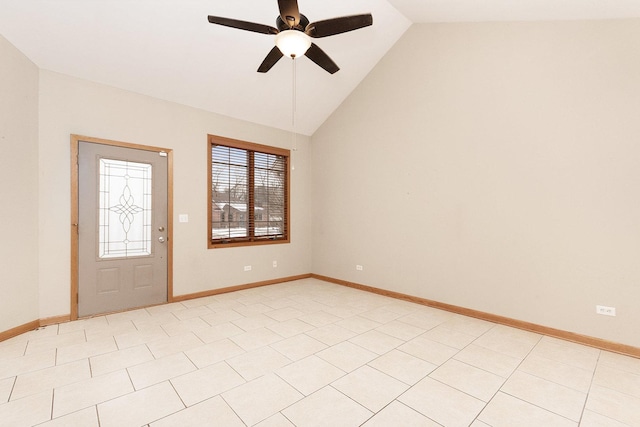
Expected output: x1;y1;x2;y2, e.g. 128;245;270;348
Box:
306;14;373;38
257;46;284;73
305;43;339;74
278;0;300;28
208;16;278;35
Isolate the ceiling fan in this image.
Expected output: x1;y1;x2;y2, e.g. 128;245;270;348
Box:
207;0;373;74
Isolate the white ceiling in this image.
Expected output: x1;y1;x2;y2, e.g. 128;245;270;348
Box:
388;0;640;23
1;1;639;136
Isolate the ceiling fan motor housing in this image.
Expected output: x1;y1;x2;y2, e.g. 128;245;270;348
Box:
276;14;309;32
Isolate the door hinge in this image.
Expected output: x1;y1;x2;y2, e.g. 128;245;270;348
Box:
76;293;79;304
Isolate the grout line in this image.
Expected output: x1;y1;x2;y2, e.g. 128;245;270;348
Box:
219;393;249;427
6;376;17;403
167;379;187;411
49;388;54;422
476;333;589;424
498;389;581;424
577;349;601;426
94;405;101;427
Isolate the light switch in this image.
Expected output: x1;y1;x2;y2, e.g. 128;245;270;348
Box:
179;214;189;223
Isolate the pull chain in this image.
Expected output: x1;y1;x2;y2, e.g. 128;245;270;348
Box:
291;58;297;171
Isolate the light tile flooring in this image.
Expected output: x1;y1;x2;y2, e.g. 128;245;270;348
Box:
1;278;639;426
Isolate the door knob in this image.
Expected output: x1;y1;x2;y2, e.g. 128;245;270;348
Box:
158;236;165;243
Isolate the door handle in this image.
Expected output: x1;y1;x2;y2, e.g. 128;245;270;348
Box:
158;236;165;243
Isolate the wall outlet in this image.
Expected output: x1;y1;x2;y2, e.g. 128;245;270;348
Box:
243;265;252;272
273;260;278;268
356;265;363;271
596;305;616;316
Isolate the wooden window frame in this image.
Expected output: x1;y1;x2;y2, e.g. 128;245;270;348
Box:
208;134;290;249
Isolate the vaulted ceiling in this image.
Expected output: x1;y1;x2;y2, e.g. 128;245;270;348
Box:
1;0;639;135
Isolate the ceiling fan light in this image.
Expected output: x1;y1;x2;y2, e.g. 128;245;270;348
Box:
275;30;311;58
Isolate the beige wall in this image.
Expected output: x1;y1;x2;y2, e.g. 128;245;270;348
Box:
4;19;640;350
0;35;40;331
311;20;640;347
37;71;312;319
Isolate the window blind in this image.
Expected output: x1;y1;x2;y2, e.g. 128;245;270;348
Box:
208;135;289;248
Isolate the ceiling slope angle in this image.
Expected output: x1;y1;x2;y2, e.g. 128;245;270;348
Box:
0;0;411;136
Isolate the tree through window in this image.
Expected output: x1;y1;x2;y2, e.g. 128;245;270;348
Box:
208;135;290;248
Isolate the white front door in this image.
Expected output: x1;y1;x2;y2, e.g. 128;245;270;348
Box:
76;140;169;317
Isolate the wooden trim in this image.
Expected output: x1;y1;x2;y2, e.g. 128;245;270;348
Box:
167;149;174;302
71;134;171;153
207;135;213;251
2;275;311;341
172;274;312;302
70;135;174;320
208;134;290;157
70;140;80;320
4;273;638;359
208;239;290;249
311;274;640;359
207;134;291;249
40;315;71;327
285;151;291;245
0;320;40;342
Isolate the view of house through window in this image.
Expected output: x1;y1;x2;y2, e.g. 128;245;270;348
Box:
208;135;290;248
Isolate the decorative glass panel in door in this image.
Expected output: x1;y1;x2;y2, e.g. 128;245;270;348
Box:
98;158;153;258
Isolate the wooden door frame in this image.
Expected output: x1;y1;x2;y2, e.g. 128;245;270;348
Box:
70;134;174;320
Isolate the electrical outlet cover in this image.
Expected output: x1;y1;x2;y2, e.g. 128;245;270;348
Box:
596;305;616;316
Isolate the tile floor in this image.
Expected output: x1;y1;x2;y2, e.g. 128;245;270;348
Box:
0;278;639;426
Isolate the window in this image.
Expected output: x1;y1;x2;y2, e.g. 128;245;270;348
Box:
208;134;290;248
